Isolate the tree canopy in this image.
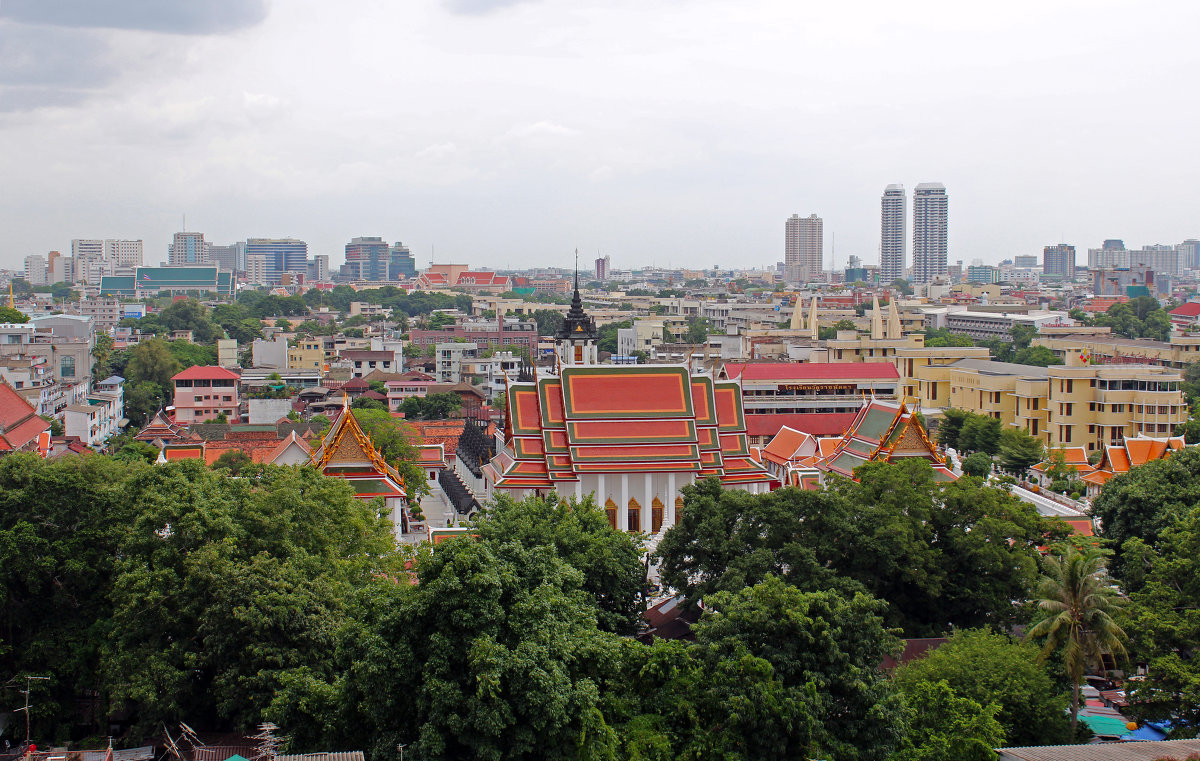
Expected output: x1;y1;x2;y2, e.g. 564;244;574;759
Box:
655;464;1062;636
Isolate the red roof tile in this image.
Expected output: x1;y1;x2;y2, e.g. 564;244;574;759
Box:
1171;302;1200;317
745;412;858;438
0;381;50;452
172;365;241;381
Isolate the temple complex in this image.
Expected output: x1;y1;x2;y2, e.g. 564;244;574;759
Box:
760;398;955;488
480;275;775;535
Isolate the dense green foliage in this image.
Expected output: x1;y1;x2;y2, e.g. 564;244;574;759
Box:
0;455;397;742
1092;447;1200;578
894;629;1072;746
655;465;1065;636
0;305;30;323
302;286;471;317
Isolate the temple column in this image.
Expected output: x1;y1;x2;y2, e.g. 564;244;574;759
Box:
574;479;583;502
666;472;676;527
643;474;653;533
597;473;606;507
619;474;629;531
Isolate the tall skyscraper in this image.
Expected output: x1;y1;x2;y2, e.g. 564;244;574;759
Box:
912;183;948;284
1043;244;1076;279
785;213;823;283
1179;239;1200;270
880;184;906;283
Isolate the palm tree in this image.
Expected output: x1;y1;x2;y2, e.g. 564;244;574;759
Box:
1026;545;1128;736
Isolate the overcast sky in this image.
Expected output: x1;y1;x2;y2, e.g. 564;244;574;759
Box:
1;0;1198;273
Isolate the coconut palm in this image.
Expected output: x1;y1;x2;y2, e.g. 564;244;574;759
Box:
1026;545;1128;736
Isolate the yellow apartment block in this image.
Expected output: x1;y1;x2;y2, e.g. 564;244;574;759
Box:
288;338;326;371
916;354;1186;451
1034;330;1200;369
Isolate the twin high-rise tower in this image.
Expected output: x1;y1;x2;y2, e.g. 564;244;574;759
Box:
878;182;948;284
786;183;947;285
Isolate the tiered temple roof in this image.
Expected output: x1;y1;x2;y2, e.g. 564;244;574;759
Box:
485;364;774;490
762;399;954;487
310;405;406;501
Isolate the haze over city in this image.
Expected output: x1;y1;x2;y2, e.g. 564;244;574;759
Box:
2;0;1198;271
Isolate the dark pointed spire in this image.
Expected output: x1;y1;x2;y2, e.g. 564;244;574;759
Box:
556;251;597;341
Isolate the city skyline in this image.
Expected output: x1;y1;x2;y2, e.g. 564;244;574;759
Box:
2;2;1200;272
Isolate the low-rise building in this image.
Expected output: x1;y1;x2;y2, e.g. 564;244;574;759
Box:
341;348;400;378
172;365;240;424
288;336;325;371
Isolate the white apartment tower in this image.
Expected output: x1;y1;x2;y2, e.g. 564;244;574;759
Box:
785;213;823;283
880;184;906;282
912;183;948;284
68;239;143;285
23;254;48;285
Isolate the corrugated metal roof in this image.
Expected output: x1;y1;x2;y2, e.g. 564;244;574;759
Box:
276;753;365;761
997;738;1200;760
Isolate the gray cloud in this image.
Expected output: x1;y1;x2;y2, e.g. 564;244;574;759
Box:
0;0;269;35
443;0;537;16
0;23;113;112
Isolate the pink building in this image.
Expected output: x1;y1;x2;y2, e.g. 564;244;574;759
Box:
172;365;240;424
385;370;438;412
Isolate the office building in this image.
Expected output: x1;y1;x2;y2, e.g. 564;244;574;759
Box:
245;238;308;285
245;256;268;286
309;254;330;282
344;236;390;281
966;265;1000;284
880;184;906;282
595;255;611;281
785;213;823;283
169;232;207;266
1014;255;1038;268
208;242;245;273
1041;244;1074;279
912;183;948;284
390;242;415;279
23;255;47;285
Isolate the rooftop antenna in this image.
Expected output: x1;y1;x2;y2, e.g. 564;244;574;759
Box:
13;675;50;742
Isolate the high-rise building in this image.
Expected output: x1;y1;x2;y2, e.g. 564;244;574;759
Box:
109;239;143;268
880;184;906;283
245;238;308;284
169;232;207;266
309;254;330;282
47;251;67;284
208;243;244;273
1179;239;1200;270
23;254;48;285
1014;255;1038;268
344;236;390;281
390;242;415;279
1043;244;1076;279
912;183;948;284
785;213;823;283
595;255;610;281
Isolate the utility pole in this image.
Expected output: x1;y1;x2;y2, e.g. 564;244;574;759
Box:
14;675;50;742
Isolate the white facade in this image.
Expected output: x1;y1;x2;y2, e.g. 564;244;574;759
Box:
245;255;269;285
785;213;823;283
880;184;905;283
23;255;48;285
912;183;948;284
69;239;142;285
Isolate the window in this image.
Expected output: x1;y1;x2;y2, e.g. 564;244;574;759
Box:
1066;379;1074;393
60;355;75;378
627;498;641;533
652;497;664;533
